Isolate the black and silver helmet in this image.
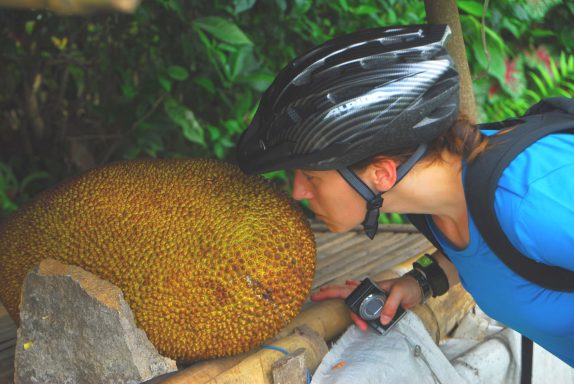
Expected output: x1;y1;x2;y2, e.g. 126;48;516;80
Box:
237;24;460;238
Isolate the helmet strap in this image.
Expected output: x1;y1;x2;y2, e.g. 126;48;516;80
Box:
337;168;383;239
337;143;428;239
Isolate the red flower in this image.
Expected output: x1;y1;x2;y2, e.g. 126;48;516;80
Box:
535;46;552;71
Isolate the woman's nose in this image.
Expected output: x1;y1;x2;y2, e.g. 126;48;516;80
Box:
292;171;313;200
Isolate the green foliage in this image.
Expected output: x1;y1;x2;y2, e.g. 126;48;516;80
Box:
0;0;425;219
0;161;51;215
378;212;407;225
0;0;573;222
457;0;574;121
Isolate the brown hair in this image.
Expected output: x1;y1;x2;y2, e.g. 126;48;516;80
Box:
350;114;491;172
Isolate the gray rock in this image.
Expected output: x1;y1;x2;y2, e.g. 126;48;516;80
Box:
14;258;177;384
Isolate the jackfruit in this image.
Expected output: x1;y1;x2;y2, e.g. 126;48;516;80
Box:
0;158;316;361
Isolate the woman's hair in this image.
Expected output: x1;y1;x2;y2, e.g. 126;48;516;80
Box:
350;114;490;172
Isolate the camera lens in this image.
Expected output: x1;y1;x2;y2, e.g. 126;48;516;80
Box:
359;294;386;320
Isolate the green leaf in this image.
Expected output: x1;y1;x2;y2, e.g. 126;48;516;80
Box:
229;46;253;80
530;73;549;97
194;17;253;46
472;37;506;83
501;18;524;38
238;71;274;92
223;119;241;134
207;125;221;141
537;63;554;91
25;21;35;35
214;143;225;159
378;214;390;225
458;1;487;17
560;52;568;77
158;75;172;92
164;98;205;146
530;29;555;38
389;212;404;224
350;5;379;15
562;81;574;93
484;26;505;51
167;65;189;81
234;89;253;118
337;0;349;11
274;0;287;12
550;58;560;82
233;0;256;14
262;170;288;182
192;76;215;94
292;0;312;15
121;81;136;100
19;171;51;193
488;47;506;84
68;64;85;96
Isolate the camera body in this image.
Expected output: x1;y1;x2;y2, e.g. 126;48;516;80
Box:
345;278;406;335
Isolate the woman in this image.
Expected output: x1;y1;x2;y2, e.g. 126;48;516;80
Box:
236;24;574;367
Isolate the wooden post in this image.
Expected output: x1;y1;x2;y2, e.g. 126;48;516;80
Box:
424;0;478;124
162;326;328;384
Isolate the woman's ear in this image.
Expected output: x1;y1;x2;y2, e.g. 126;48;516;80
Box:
365;156;397;192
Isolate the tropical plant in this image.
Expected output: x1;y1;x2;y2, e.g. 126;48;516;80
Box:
1;0;573;223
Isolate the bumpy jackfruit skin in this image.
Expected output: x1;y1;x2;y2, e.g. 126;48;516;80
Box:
0;159;316;361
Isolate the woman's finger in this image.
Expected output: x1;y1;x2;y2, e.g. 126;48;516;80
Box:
350;312;369;332
310;286;354;301
380;287;403;325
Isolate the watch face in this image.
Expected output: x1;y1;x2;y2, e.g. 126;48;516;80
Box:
418;254;433;267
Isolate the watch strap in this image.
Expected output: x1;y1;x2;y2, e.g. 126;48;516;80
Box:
413;253;449;297
405;268;431;304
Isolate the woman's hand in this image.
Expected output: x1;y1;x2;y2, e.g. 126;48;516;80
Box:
376;276;423;326
310;276;423;332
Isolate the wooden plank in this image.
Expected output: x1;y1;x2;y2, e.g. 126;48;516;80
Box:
0;304;16;384
313;233;410;287
310;222;419;234
314;232;342;247
358;235;432;272
0;344;15;384
315;232;399;272
313;234;427;288
315;232;357;256
315;233;367;266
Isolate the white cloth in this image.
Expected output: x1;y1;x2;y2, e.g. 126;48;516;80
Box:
310;308;528;384
311;311;466;384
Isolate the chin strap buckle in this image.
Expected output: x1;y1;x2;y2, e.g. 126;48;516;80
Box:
363;194;383;239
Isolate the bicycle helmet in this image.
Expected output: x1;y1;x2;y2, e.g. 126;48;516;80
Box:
237;24;460;238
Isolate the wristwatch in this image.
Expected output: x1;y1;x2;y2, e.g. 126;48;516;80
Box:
405;268;432;303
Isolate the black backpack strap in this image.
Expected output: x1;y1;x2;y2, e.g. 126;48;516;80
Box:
465;97;574;291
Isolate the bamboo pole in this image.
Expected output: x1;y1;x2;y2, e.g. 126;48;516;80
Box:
163;253;475;383
163;326;328;384
0;0;139;14
424;0;479;124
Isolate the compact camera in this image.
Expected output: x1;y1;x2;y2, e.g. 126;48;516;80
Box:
345;278;406;335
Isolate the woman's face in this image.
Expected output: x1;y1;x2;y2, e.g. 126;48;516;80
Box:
291;169;366;232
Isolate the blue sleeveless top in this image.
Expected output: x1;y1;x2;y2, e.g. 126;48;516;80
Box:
425;131;574;367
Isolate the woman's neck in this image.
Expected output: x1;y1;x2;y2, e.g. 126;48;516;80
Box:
384;151;470;248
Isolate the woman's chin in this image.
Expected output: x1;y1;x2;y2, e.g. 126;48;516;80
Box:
319;219;355;233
